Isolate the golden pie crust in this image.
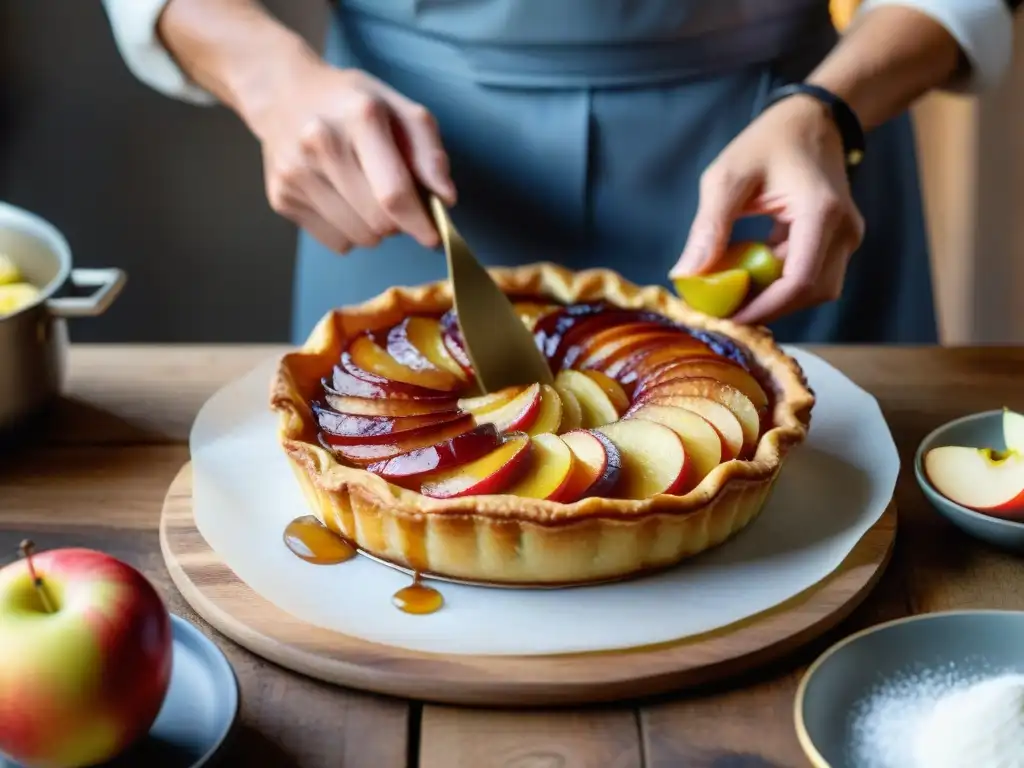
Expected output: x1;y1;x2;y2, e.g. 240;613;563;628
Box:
271;263;814;586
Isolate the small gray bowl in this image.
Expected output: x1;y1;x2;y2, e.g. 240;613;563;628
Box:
796;610;1024;767
914;409;1024;553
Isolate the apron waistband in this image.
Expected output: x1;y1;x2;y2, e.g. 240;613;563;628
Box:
339;6;837;89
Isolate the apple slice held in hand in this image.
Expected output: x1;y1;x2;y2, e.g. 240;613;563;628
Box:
924;445;1024;516
625;404;722;488
560;429;622;501
503;433;576;500
420;433;532;499
597;420;689;499
673;269;751;318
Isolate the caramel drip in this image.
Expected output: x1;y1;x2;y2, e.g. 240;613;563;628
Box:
283;515;356;565
392;575;444;615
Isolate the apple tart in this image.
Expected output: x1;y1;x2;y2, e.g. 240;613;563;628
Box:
272;263;814;586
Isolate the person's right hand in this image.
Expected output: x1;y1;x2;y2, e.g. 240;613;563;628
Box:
246;60;457;253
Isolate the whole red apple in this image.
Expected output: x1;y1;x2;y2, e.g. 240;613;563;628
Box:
0;544;173;768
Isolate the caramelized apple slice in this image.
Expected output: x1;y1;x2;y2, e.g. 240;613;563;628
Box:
576;330;686;372
632;395;744;461
387;316;469;380
528;384;564;436
613;341;718;386
327;366;452;401
503;433;576;501
315;405;470;445
327;417;478;466
472;383;542;433
420;433;532;499
366;424;502;482
346;334;463;393
637;357;769;411
642;378;759;455
625;404;722;488
560;429;622;501
514;302;560;330
563;322;676;369
556;385;584;433
324;392;459;417
459;386;524;416
582;370;630;414
554;370;619;429
596;420;690;499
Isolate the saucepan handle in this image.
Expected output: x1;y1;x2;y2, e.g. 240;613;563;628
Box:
46;268;127;318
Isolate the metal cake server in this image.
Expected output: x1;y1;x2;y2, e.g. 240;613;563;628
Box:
426;194;554;393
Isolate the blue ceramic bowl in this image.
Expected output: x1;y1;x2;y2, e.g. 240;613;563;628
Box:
795;610;1024;767
914;409;1024;553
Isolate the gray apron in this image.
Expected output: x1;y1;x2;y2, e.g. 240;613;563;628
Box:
291;0;937;345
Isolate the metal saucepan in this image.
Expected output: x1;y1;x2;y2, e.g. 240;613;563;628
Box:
0;201;126;432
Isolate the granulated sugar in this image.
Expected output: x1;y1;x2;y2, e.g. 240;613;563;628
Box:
848;665;1024;768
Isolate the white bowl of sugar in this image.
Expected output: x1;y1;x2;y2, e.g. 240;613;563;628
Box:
795;610;1024;768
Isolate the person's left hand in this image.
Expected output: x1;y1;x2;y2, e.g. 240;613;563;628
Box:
669;94;866;326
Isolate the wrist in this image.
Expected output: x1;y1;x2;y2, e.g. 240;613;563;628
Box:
761;84;865;174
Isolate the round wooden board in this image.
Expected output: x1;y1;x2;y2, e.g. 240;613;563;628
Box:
160;462;896;707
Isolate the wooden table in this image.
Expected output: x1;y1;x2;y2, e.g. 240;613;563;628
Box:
4;345;1024;768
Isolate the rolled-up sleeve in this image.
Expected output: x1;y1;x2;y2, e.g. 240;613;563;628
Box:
101;0;216;104
855;0;1014;92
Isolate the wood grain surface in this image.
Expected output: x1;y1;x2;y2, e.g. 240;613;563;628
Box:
161;464;895;706
4;344;1024;766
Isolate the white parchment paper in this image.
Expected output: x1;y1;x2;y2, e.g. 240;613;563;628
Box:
190;347;898;656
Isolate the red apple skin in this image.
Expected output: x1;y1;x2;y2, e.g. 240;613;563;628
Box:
0;548;173;768
312;403;467;444
366;424;502;482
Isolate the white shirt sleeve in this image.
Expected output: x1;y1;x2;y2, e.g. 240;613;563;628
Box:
101;0;217;105
855;0;1014;92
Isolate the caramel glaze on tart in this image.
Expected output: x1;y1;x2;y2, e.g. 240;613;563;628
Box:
272;264;814;586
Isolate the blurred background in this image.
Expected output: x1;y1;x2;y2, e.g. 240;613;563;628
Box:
0;1;1020;345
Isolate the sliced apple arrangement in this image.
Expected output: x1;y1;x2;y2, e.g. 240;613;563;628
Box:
673;242;784;319
310;299;774;504
924;409;1024;519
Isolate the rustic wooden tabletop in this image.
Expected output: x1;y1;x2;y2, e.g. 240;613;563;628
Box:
4;344;1024;768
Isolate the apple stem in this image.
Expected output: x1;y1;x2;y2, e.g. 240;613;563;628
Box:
19;540;55;614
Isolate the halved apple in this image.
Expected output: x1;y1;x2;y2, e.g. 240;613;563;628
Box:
673;268;751;318
314;404;470;445
924;445;1024;516
637;357;769;411
503;433;576;500
366;424;502;483
560;429;622;501
555;370;619;428
472;382;542;433
346;334;462;393
641;377;759;455
556;385;584;433
528;384;564;435
596;420;689;499
625;404;722;488
630;394;745;461
420;433;532;498
387;316;469;379
582;370;630;414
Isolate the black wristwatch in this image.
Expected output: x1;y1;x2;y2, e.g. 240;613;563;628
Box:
760;83;866;178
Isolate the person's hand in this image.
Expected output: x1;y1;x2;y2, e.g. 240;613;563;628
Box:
245;59;456;253
670;94;865;325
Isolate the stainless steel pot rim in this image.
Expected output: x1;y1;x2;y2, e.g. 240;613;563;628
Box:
0;201;125;319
